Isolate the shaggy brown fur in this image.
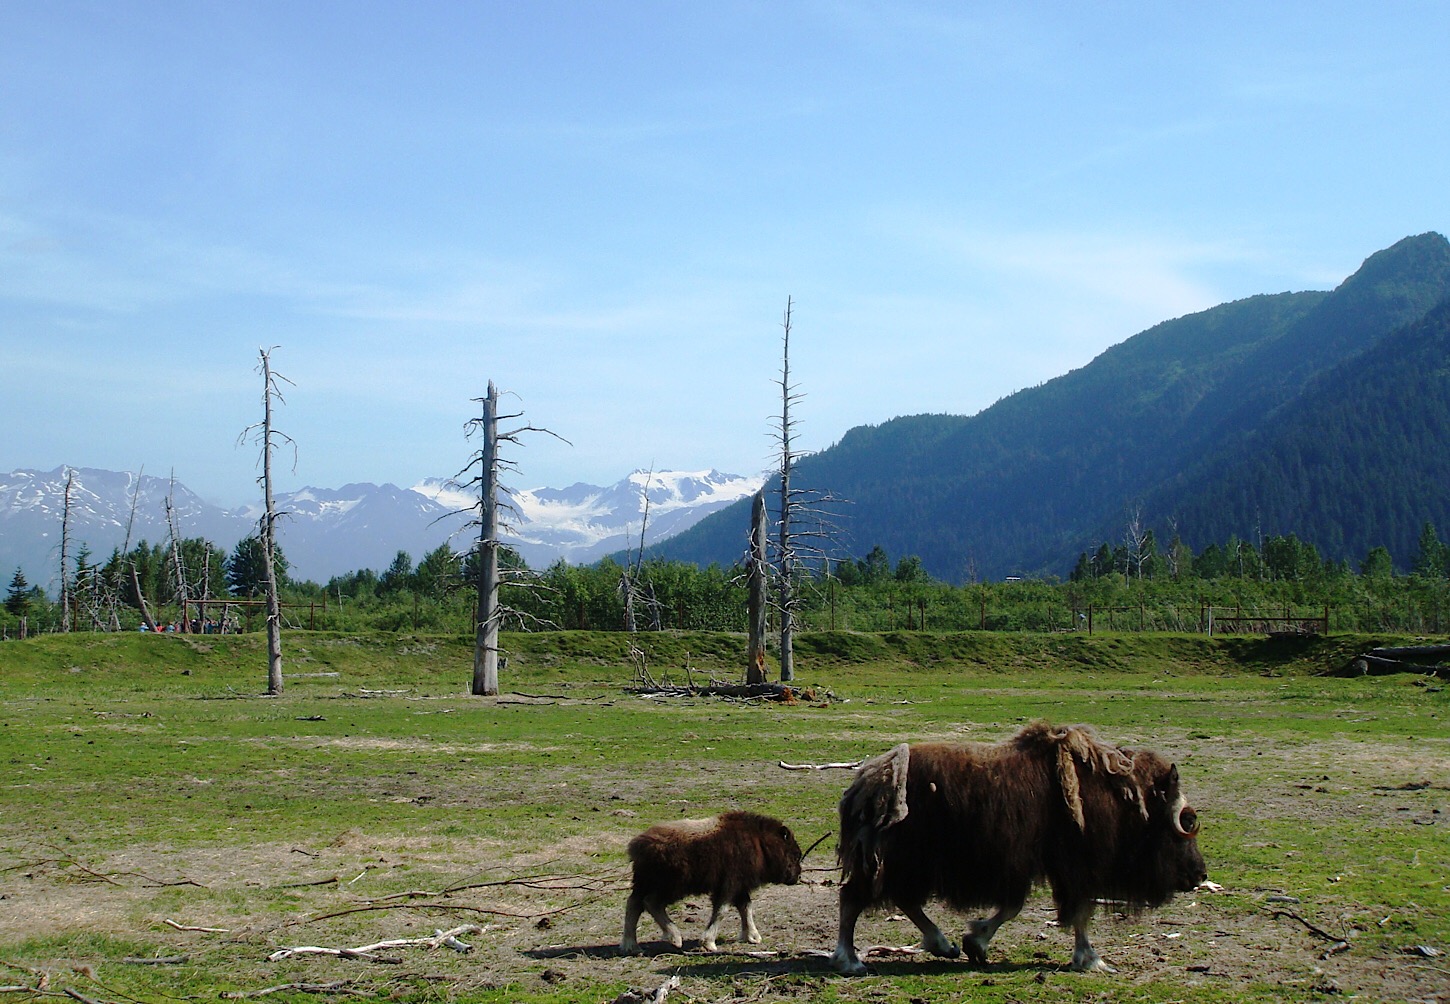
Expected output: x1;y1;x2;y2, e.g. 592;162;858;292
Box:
832;721;1206;975
620;811;803;954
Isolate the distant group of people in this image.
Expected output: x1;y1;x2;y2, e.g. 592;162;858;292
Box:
137;616;237;635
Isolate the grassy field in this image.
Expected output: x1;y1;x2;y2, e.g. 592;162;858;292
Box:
0;629;1446;1003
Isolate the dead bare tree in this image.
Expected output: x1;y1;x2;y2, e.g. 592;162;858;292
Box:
238;347;295;696
621;468;666;637
165;471;190;628
458;381;566;696
115;468;155;632
768;297;844;682
1124;504;1152;581
58;468;75;632
746;489;769;684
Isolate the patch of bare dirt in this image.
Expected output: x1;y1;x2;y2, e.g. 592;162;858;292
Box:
3;727;1446;1002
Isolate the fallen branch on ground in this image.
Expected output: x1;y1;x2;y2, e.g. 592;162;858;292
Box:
1272;909;1350;956
612;975;680;1004
6;852;203;889
371;871;623;902
628;682;828;702
165;919;230;933
266;947;401;964
778;759;863;771
269;925;483;963
281;898;596;930
219;981;355;999
863;945;925;958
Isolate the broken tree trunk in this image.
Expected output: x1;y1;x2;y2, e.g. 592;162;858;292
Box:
746;489;769;684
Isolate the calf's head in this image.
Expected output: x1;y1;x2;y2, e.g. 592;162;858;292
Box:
767;823;804;886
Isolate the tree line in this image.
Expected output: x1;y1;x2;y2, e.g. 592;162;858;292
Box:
7;521;1450;639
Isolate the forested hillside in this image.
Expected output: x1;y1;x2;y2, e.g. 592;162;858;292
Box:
655;232;1450;580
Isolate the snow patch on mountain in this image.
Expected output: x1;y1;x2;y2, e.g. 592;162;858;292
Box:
1;466;766;590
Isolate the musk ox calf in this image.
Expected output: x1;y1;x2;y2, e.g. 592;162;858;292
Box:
831;721;1206;975
620;810;803;954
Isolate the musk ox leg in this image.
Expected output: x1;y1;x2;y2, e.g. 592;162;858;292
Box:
828;883;872;975
735;893;762;945
620;891;646;955
1067;908;1115;973
700;897;728;952
898;902;959;960
644;896;684;949
962;902;1023;964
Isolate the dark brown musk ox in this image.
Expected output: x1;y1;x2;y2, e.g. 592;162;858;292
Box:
620;811;803;954
830;722;1207;975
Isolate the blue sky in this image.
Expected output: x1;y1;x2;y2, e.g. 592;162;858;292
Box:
3;2;1446;506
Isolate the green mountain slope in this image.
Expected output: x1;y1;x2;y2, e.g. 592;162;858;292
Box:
655;233;1450;579
1145;295;1450;562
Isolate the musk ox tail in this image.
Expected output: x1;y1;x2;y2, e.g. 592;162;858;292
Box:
837;742;910;896
1012;721;1140;829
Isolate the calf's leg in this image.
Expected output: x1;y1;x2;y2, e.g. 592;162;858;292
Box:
701;897;727;952
620;891;645;954
735;892;762;944
645;896;683;948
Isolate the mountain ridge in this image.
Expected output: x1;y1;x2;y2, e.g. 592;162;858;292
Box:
653;232;1450;579
0;467;764;591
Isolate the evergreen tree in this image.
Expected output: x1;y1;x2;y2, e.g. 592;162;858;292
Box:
378;550;414;594
1360;546;1394;580
227;536;288;597
1092;543;1114;578
895;555;929;583
5;568;31;616
1413;522;1447;579
414;544;461;599
859;545;891;584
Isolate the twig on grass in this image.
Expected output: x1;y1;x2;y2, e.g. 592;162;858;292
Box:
9;852;203;890
266;947;402;965
371;870;625;902
1271;909;1351;956
164;919;230;933
281;895;605;930
778;760;863;771
219;981;356;998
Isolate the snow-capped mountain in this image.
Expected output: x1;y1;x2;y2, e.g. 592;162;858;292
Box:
415;468;764;568
0;466;765;591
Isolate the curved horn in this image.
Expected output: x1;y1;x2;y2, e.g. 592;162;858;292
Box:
1169;793;1199;837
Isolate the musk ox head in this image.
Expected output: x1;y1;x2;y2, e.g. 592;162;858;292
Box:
768;822;805;886
1138;757;1208;898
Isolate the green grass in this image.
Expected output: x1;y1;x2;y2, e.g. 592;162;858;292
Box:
0;628;1445;1003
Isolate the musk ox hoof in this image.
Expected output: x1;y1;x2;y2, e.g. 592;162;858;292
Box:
962;920;992;963
828;949;871;976
619;941;641;956
920;930;960;960
1071;951;1116;973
